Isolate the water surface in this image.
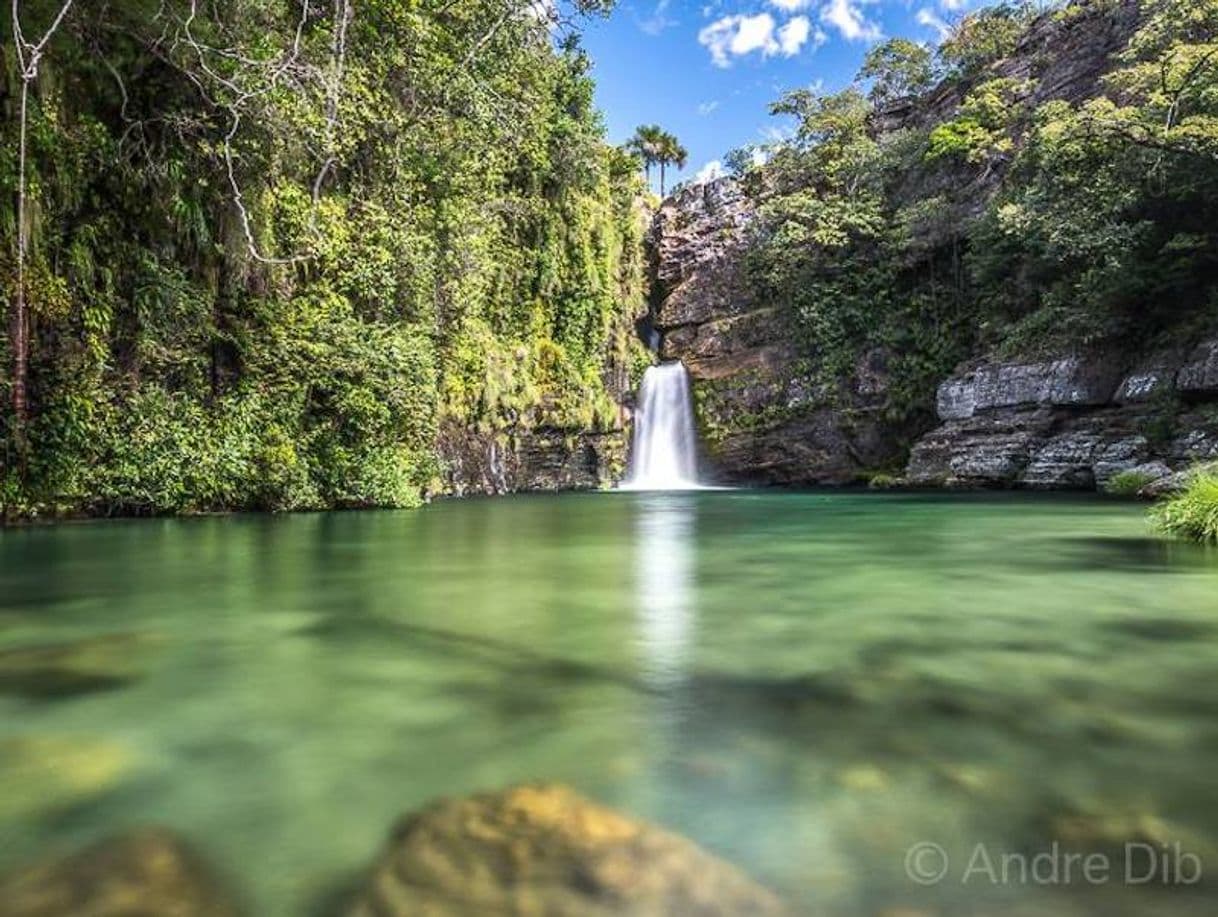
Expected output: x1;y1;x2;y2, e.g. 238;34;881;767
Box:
1;492;1216;915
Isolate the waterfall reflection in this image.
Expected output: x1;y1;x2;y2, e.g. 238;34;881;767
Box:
633;495;696;688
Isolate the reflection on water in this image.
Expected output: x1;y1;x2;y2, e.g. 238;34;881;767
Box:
1;492;1217;915
633;495;695;688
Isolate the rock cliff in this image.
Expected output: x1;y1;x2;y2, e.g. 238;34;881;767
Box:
645;0;1218;492
651;175;1218;490
908;343;1218;489
648;181;907;485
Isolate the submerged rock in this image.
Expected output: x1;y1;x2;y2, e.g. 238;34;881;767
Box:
1047;807;1218;878
347;783;787;916
0;736;134;821
0;633;151;700
0;828;238;917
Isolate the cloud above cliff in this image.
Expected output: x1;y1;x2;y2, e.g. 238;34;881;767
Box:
820;0;882;42
698;9;824;67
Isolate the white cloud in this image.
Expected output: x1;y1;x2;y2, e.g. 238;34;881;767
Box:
759;123;794;143
697;99;720;115
776;15;815;56
526;0;557;28
698;9;822;67
638;0;676;36
941;0;968;10
820;0;882;42
694;160;725;183
698;13;780;67
916;6;951;39
769;0;809;11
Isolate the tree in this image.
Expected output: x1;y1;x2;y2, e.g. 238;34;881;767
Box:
860;38;935;106
656;131;687;197
624;124;665;188
8;0;75;453
939;4;1034;76
624;124;684;195
1084;0;1218;165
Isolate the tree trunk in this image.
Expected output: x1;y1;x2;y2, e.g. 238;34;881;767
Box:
660;161;666;197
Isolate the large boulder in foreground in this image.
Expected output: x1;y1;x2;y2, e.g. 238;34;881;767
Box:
347;783;787;917
0;828;238;917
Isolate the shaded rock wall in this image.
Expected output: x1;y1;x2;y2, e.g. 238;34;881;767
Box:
437;423;626;496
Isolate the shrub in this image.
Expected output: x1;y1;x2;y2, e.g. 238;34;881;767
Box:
1104;470;1157;497
868;472;902;490
1151;471;1218;544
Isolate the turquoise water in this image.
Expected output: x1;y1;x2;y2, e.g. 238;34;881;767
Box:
1;492;1217;914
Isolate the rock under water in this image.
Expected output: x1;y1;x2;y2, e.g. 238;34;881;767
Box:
0;828;238;917
346;783;788;916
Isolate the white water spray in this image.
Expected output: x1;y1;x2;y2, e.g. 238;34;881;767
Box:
621;362;701;490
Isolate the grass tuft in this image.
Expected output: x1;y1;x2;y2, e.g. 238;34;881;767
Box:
1150;471;1218;544
1104;470;1157;498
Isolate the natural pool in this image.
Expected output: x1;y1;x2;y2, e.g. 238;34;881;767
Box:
1;491;1217;915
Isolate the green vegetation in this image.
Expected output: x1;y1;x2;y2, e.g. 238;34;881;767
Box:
866;472;902;490
1104;470;1157;497
2;0;645;518
860;39;935;105
741;0;1218;432
1151;471;1218;543
625;124;687;196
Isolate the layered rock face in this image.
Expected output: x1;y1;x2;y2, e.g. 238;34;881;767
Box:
907;342;1218;489
649;181;904;485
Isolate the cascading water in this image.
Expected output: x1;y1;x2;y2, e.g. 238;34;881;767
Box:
621;362;701;490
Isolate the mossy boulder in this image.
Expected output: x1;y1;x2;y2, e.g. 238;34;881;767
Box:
0;828;238;917
347;783;787;916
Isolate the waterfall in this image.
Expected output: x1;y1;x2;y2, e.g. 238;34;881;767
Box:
621;362;701;490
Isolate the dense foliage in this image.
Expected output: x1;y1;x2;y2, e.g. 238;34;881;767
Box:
740;0;1218;429
2;0;647;517
1152;469;1218;542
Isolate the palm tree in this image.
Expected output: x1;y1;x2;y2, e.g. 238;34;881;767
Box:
656;132;688;197
624;124;665;189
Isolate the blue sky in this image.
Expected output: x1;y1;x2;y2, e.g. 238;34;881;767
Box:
576;0;991;190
